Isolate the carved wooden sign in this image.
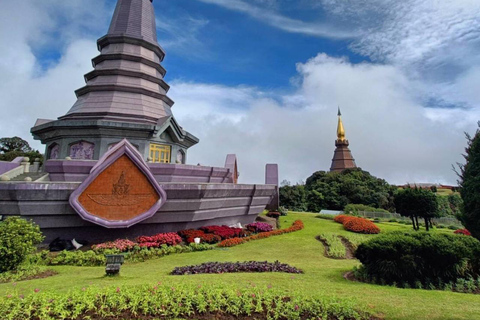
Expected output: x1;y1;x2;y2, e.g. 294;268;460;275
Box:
70;139;166;228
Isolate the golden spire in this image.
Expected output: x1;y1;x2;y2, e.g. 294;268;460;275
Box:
337;107;346;141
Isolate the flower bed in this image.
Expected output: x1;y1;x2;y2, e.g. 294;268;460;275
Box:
246;222;273;233
218;220;304;247
136;232;182;248
334;215;379;234
343;218;380;234
200;225;245;239
333;214;354;224
454;229;472;236
92;239;137;252
178;229;222;244
171;260;303;275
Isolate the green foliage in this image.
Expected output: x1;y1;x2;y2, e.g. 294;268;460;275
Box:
343;203;389;215
437;196;453;217
30;243;214;267
0;217;44;273
305;168;396;211
0;265;54;284
448;194;463;217
316;214;336;220
341;234;370;250
457;126;480;239
394;187;439;231
0;283;371;320
0;150;44;165
355;231;480;285
278;206;288;216
0;137;32;153
318;233;346;259
279;184;307;211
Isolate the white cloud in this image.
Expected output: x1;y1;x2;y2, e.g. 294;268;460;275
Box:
0;0;108;150
194;0;355;39
156;15;209;56
171;54;478;185
0;0;477;188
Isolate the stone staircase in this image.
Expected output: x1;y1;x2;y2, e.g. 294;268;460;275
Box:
11;172;48;182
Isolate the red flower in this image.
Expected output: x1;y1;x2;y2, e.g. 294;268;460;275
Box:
454;229;471;236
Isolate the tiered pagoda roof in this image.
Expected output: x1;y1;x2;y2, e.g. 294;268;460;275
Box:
59;0;173;125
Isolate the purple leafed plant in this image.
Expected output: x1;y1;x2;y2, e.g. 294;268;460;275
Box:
171;261;303;275
245;222;273;233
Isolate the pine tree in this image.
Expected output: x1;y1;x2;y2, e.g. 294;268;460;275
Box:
457;125;480;240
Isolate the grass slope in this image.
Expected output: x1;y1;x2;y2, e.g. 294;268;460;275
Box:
1;212;479;320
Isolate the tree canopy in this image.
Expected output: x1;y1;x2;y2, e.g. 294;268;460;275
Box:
0;137;32;153
280;168;396;212
394;187;439;231
457;125;480;240
0;136;43;164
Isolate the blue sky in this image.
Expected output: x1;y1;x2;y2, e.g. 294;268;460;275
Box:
1;0;480;185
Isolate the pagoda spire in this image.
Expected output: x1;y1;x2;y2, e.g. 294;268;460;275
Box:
330;108;357;172
337;107;346;141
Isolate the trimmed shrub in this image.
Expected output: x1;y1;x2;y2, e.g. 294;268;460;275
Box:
343;218;380;234
355;231;480;285
333;214;354;224
0;217;44;273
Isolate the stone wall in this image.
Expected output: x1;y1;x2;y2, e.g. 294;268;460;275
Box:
0;182;275;242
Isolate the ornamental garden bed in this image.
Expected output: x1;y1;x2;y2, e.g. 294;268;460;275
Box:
171;261;303;275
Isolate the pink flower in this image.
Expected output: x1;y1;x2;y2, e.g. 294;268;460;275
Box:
34;288;40;293
7;294;12;298
116;287;120;293
295;305;299;311
251;294;256;298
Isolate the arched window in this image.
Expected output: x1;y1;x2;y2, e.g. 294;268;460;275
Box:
70;141;95;160
49;144;60;160
176;150;185;164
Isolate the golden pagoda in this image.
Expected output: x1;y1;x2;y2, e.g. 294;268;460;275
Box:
330;108;357;172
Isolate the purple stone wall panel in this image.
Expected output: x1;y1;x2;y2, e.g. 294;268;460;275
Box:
0;161;20;175
265;164;279;211
0;181;276;242
70;141;95;160
265;164;279;185
49;144;60;160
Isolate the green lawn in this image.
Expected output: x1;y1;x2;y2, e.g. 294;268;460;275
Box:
1;212;479;320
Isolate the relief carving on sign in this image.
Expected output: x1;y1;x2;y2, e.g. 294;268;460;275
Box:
70;139;167;228
78;155;159;221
